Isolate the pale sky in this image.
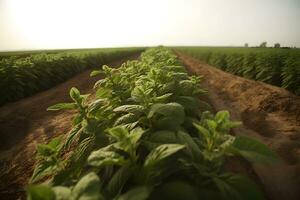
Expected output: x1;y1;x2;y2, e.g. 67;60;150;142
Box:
0;0;299;51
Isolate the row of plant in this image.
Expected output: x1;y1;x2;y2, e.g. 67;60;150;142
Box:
177;47;300;95
27;47;278;200
0;48;143;106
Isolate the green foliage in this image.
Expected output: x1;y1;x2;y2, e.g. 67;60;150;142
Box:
179;47;300;95
28;47;277;200
0;48;143;106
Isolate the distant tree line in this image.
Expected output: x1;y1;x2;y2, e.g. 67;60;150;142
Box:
244;42;296;49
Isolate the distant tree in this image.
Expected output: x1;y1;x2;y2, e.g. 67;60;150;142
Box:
259;42;267;48
274;43;280;48
244;43;249;47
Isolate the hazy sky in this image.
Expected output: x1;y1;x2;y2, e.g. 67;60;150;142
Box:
0;0;299;51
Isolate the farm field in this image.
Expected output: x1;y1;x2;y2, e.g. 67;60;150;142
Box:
0;48;143;106
0;47;299;200
177;47;300;95
1;0;299;199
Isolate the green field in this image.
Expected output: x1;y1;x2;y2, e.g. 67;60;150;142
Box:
0;48;143;106
26;47;277;200
177;47;300;95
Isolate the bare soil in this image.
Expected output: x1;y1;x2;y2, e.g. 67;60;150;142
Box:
176;51;300;200
0;54;140;200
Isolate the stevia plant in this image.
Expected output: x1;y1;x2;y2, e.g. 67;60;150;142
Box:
27;47;278;200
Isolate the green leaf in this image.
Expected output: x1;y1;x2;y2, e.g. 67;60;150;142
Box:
37;144;55;157
30;161;55;183
215;110;230;123
231;136;279;164
177;131;202;160
113;105;145;114
52;186;71;200
114;113;138;126
148;131;178;145
157;181;198;200
148;103;184;119
88;149;126;167
47;102;77;111
108;126;129;141
48;136;62;149
214;173;264;200
106;165;133;196
70;87;81;103
90;70;104;77
144;144;185;168
27;185;55;200
116;186;150;200
63;125;83;150
193;123;210;139
71;172;103;200
154;93;173;102
95;88;111;98
148;103;185;130
129;127;144;144
176;96;198;110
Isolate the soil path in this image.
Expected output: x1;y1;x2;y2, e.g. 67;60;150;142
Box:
176;51;300;200
0;53;140;199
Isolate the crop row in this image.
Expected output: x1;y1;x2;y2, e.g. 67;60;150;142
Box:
0;48;143;106
178;47;300;95
27;47;277;200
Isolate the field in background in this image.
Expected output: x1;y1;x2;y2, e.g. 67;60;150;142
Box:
0;47;144;106
177;47;300;95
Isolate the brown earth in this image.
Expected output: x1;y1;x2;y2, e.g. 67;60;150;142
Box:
176;50;300;200
0;53;140;200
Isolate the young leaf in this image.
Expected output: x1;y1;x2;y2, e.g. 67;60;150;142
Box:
69;87;81;103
